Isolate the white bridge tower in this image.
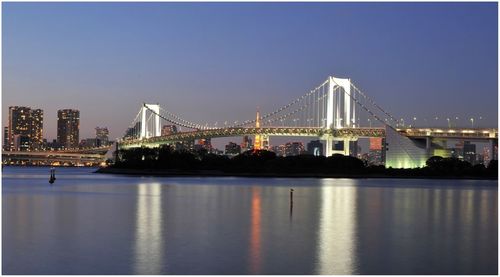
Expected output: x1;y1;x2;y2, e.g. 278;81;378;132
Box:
323;76;357;157
140;103;161;139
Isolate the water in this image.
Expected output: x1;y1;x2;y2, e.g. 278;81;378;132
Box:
2;167;497;274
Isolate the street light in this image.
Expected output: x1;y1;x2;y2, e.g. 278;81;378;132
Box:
470;118;474;128
446;118;450;128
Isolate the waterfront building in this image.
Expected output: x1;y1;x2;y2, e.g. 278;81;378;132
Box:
57;109;80;149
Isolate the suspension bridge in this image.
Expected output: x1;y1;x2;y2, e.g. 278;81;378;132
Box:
118;76;498;168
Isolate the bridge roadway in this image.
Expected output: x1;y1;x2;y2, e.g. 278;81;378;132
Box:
2;151;105;163
119;126;498;149
120;127;386;148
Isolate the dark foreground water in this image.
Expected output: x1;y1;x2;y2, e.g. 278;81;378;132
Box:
2;167;498;274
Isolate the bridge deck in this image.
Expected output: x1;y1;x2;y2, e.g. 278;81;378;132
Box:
119;127;497;149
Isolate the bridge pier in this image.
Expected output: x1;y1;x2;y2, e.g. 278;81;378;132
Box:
324;136;356;157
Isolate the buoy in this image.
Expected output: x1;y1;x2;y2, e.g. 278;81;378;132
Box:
49;168;56;184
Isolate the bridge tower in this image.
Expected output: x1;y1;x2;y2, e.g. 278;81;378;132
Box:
324;76;357;157
140;103;161;139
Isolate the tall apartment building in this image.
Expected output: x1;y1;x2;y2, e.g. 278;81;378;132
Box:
57;109;80;149
7;106;44;151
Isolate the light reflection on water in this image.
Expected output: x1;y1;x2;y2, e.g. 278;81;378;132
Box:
316;181;357;274
134;183;164;274
2;167;497;274
248;187;262;274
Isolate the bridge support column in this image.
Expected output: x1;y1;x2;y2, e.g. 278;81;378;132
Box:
325;137;334;157
324;137;353;157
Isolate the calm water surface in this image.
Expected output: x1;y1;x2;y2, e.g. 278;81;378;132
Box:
2;167;498;274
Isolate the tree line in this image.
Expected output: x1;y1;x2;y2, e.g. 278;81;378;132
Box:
112;146;498;177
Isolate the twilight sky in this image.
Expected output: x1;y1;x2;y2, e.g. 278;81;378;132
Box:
2;2;498;143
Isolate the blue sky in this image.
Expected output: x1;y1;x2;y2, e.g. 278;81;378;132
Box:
3;2;498;143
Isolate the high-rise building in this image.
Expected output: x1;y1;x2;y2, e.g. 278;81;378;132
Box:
8;106;43;151
95;127;109;146
8;106;31;150
57;109;80;149
307;140;323;156
161;125;178;136
30;109;43;150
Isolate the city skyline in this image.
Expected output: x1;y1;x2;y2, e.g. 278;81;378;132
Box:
3;2;498;142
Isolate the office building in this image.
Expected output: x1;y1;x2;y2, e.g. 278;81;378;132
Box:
57;109;80;149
